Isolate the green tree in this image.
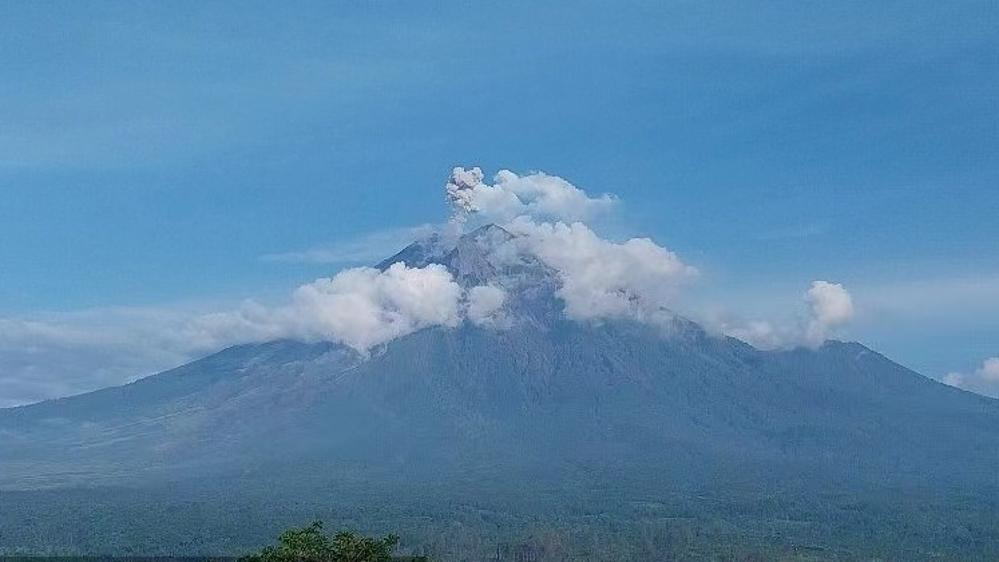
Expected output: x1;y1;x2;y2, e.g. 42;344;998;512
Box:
246;521;402;562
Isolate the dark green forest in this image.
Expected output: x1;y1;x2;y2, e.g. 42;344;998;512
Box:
4;302;998;561
243;521;411;562
2;474;997;562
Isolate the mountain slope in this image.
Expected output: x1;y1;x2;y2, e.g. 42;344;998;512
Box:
1;225;998;559
2;314;996;491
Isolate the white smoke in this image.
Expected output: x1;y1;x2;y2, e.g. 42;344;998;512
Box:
506;218;697;322
466;285;507;326
198;262;510;353
94;168;688;364
0;165;872;406
444;167;697;325
983;358;999;381
723;320;787;350
721;280;855;349
805;280;855;345
286;263;465;350
446;166;615;223
0;263;500;406
445;166;486;218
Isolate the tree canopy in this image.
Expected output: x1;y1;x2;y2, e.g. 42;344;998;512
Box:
245;521;404;562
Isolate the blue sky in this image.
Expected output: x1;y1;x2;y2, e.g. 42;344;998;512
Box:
1;1;997;404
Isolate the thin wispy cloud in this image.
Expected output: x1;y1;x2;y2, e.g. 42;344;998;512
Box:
261;225;436;265
0;307;221;408
858;274;999;319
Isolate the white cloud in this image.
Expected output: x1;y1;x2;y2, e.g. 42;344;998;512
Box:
980;357;999;381
287;263;464;350
0;165;684;406
719;280;855;350
943;372;966;387
805;280;855;345
943;357;999;398
202;169;695;352
0;263;517;408
443;167;696;326
446;167;615;223
466;285;507;326
0;165;880;407
0;263;471;406
506;218;697;323
196;262;466;353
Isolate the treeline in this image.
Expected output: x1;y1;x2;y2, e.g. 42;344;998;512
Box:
3;481;998;561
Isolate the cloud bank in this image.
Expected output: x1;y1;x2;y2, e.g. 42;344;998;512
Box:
0;309;226;408
0;263;494;406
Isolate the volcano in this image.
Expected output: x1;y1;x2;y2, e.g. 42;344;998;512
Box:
1;225;997;560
